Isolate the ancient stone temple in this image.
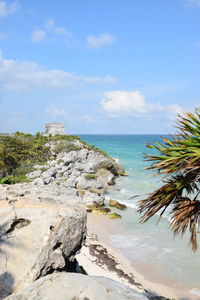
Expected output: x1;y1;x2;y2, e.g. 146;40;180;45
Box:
45;123;65;136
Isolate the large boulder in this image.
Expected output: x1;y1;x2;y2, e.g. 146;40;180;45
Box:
5;272;149;300
86;152;126;176
0;184;86;298
83;191;105;206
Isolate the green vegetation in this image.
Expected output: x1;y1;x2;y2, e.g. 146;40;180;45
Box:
53;142;81;154
0;132;80;184
84;173;98;180
138;108;200;251
0;174;28;184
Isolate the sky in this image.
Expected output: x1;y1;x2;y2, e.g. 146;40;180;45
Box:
0;0;200;134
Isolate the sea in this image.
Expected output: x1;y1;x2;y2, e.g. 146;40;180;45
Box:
80;134;200;298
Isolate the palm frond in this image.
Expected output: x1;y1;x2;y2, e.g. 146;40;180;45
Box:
138;107;200;251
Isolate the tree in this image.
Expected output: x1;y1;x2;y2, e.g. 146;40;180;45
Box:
138;108;200;251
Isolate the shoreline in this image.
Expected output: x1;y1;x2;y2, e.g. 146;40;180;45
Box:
76;213;199;300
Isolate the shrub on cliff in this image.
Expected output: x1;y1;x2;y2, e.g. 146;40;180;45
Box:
0;132;80;183
138;108;200;251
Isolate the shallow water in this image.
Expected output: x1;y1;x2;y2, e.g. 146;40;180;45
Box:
80;134;200;297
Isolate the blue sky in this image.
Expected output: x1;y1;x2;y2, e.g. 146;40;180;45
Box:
0;0;200;134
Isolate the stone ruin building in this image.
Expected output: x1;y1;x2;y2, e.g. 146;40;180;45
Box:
45;123;65;136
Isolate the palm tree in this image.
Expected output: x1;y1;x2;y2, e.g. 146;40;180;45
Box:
138;108;200;251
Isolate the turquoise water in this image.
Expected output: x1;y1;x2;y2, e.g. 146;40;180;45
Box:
80;135;200;296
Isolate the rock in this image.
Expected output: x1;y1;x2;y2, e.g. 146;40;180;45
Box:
86;204;111;215
109;200;127;210
77;148;89;160
64;176;79;188
119;171;129;176
57;151;78;164
44;176;53;184
0;184;86;298
24;139;125;195
83;191;105;206
5;272;149;300
27;170;41;179
42;167;57;178
109;212;122;219
77;176;103;190
95;168;115;184
59;166;70;174
33;164;48;170
32;177;44;185
74;162;86;171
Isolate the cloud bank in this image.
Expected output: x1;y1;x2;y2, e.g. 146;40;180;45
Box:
101;90;183;117
0;54;116;91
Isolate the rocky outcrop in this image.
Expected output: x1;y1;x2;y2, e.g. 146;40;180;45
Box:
0;184;86;298
27;142;126;207
5;272;149;300
0;137;135;300
109;199;127;210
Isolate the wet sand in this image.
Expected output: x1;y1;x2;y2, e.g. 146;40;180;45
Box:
76;213;200;300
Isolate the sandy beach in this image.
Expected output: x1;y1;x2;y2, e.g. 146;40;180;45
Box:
76;213;200;300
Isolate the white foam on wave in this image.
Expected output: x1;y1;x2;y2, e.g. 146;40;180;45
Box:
105;194;138;209
124;201;138;209
190;288;200;296
120;188;128;194
110;234;158;264
112;157;119;163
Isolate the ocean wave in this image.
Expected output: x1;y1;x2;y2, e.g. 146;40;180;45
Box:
120;188;129;194
190;288;200;296
123;201;138;209
110;234;158;264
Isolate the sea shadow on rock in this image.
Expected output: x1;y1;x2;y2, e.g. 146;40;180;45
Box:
0;272;14;300
146;290;191;300
0;221;23;254
0;221;25;299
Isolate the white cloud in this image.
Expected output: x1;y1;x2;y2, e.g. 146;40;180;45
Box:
78;115;95;123
45;106;66;117
101;91;147;114
0;32;8;40
45;106;95;125
165;104;184;120
87;33;115;49
184;0;200;7
30;19;72;43
0;1;20;18
30;29;46;43
0;54;116;91
54;26;72;37
101;90;183;118
45;17;55;29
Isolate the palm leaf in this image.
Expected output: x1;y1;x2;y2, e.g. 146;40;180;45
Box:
138;108;200;251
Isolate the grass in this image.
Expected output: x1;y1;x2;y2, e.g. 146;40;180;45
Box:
0;174;29;184
53;142;81;154
84;174;98;180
